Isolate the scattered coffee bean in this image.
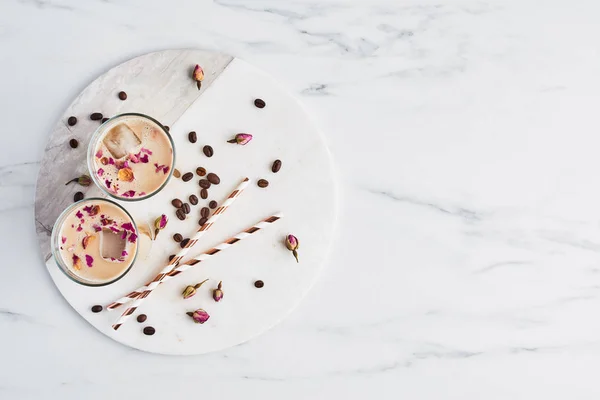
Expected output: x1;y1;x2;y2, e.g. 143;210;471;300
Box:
169;254;175;262
173;168;181;178
189;194;198;205
176;209;186;220
198;217;208;226
257;179;269;188
143;326;155;336
118;91;127;100
196;167;207;176
207;173;220;185
69;139;79;148
164;125;170;132
272;159;282;173
90;112;103;121
180;238;190;248
172;198;183;208
199;179;211;189
209;200;217;209
254;280;264;288
182;203;191;214
201;207;210;218
101;117;109;123
200;188;208;199
73;192;84;202
137;314;147;323
173;233;183;242
91;305;103;313
254;98;266;108
67;116;77;126
182;172;194;182
203;145;214;157
188;131;197;143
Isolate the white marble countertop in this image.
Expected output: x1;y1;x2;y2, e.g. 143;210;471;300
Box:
3;0;600;398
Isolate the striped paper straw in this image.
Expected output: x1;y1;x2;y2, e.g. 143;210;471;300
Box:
107;177;249;311
112;213;282;330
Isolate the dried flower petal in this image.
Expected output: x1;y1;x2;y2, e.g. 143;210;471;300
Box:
108;158;115;165
129;153;140;163
128;232;138;243
121;230;127;240
76;225;83;232
72;254;82;270
101;218;114;226
121;250;128;257
285;234;299;263
95;149;103;158
121;222;135;232
76;210;83;219
122;190;136;198
227;133;253;145
97;168;104;177
93;225;102;232
139;154;149;163
187;308;210;324
100;157;108;165
83;205;100;216
118;167;135;182
61;236;67;244
85;254;94;267
141;148;153;155
212;281;224;302
82;235;94;249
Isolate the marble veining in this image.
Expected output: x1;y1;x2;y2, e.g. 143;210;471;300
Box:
3;0;600;398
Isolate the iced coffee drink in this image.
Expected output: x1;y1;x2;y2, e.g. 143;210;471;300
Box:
88;113;174;200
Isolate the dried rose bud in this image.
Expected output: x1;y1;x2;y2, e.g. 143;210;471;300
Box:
227;133;253;145
212;281;224;302
187;309;210;324
65;174;92;187
285;234;299;263
181;279;208;299
153;214;168;237
81;234;95;249
193;64;204;90
118;167;135;182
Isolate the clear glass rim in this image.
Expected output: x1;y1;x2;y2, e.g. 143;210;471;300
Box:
86;112;176;202
50;197;139;287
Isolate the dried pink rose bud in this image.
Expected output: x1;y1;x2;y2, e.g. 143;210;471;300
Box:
193;64;204;90
65;174;92;187
212;281;224;302
154;214;168;237
285;234;299;263
182;279;208;299
227;133;253;145
187;309;210;324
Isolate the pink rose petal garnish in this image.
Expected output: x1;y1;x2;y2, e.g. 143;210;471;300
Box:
122;190;136;198
108;158;115;165
121;230;127;240
97;168;104;176
141;148;153;155
75;210;83;219
93;225;101;232
129;153;139;163
139;154;149;163
121;222;135;232
61;236;67;244
128;233;138;243
110;257;116;261
109;226;120;233
85;254;94;267
121;250;128;257
76;224;83;232
95;149;103;158
138;192;146;197
162;166;170;174
105;179;112;189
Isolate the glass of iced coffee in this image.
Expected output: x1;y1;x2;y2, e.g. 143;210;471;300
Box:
87;113;175;201
51;198;139;286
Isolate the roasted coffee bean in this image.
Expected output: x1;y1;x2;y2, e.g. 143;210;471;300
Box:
198;217;208;226
254;280;264;288
203;145;214;157
257;179;269;188
206;173;220;185
172;198;183;208
189;194;198;205
176;209;186;220
199;179;211;189
182;172;194;182
168;254;175;261
91;305;103;313
101;117;109;123
254;98;266;108
180;238;190;248
118;91;127;100
200;188;208;199
272;159;282;173
90;112;103;121
137;314;147;323
209;200;217;209
164;125;170;132
201;207;210;218
173;168;181;178
67;116;77;126
173;233;183;242
188;131;197;143
73;192;84;202
69;139;79;148
143;326;155;336
196;167;207;176
182;203;191;214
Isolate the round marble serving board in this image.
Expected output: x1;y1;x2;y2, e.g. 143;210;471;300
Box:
34;49;338;355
